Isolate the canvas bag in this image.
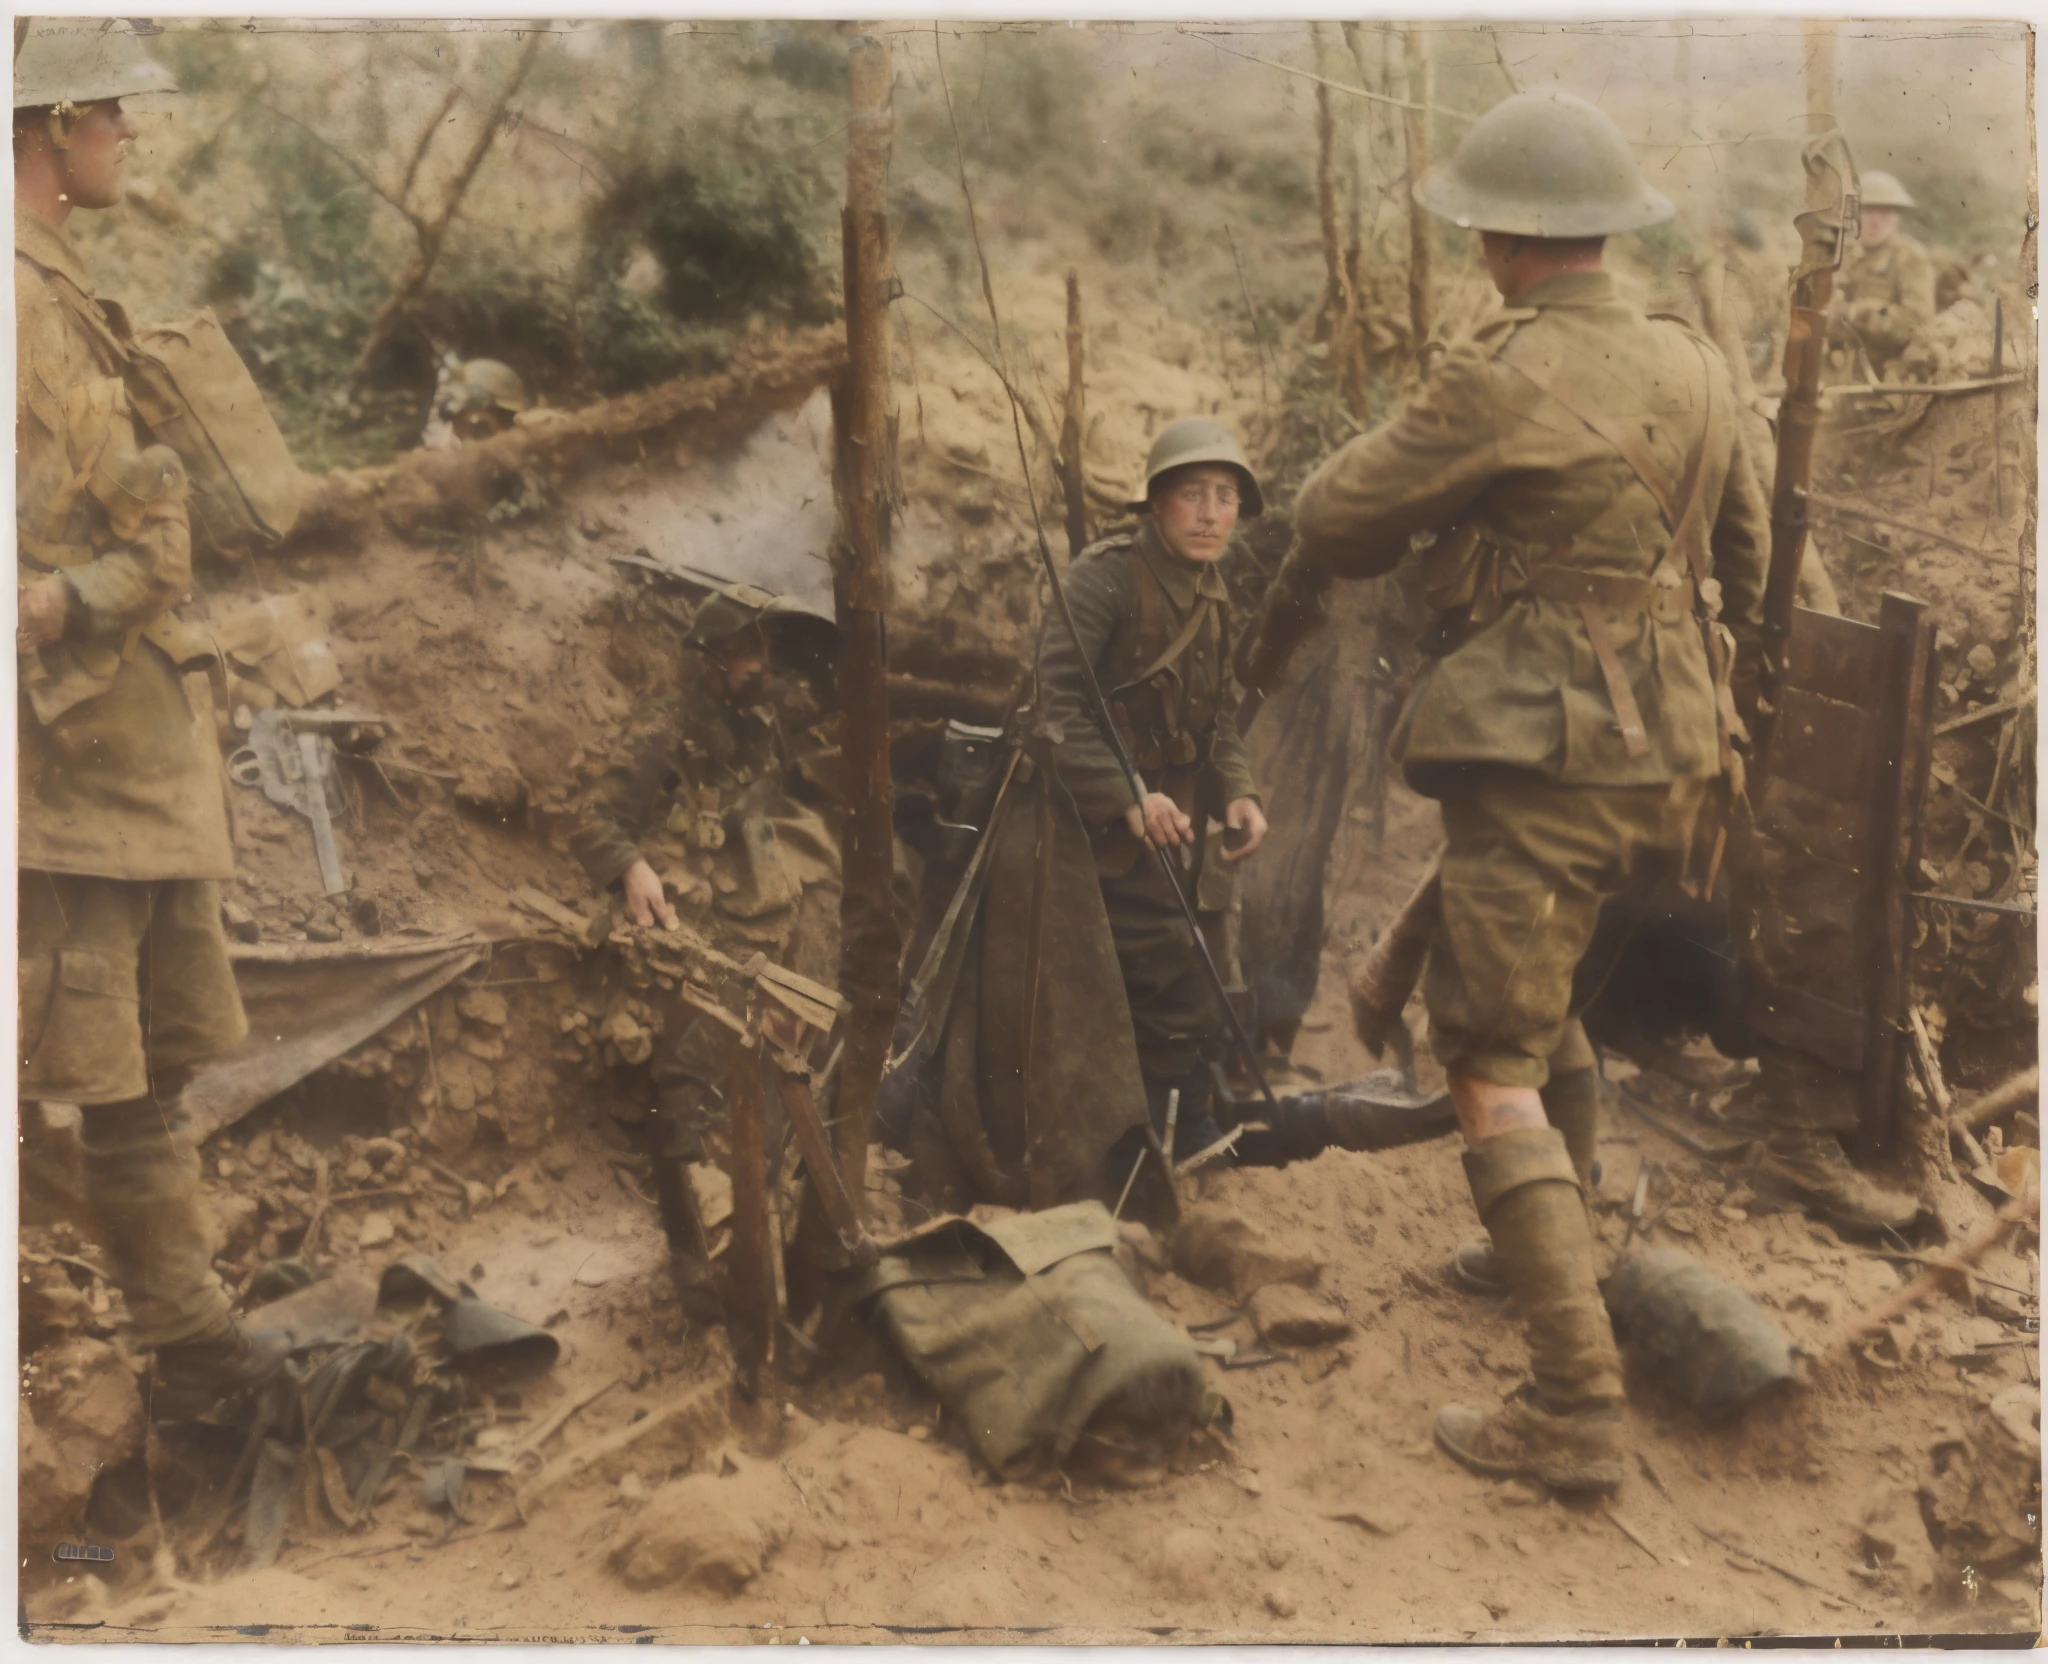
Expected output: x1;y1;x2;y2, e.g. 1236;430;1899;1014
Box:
73;294;304;555
861;1200;1224;1478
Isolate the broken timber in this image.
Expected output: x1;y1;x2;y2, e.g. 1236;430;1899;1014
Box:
287;326;846;553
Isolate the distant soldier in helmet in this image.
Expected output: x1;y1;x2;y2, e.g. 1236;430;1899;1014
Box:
1832;170;1937;381
420;355;531;450
569;581;841;1315
1038;419;1270;1163
15;19;289;1414
1240;90;1771;1494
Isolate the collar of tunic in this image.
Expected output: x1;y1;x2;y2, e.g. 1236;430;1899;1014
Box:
15;205;94;296
1509;269;1618;311
1134;519;1231;615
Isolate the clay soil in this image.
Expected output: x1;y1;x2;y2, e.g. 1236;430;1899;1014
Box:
17;23;2041;1647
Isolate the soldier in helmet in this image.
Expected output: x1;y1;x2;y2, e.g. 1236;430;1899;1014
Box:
1038;419;1269;1162
420;355;531;450
15;20;289;1414
570;581;841;1313
1239;90;1771;1494
1832;171;1936;381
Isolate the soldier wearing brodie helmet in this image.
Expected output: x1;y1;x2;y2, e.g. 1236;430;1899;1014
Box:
15;19;289;1415
1241;90;1772;1494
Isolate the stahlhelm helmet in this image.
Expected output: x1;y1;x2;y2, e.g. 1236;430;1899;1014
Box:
1124;418;1264;518
1418;88;1674;239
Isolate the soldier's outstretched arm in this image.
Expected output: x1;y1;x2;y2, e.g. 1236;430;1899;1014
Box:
568;719;674;892
1240;342;1503;696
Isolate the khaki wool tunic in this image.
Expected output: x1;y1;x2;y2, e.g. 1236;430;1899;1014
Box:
1288;269;1771;794
16;209;234;880
1836;231;1937;369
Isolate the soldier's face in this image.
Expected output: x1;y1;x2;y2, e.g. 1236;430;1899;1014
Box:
1860;206;1899;247
710;646;769;702
1150;465;1241;564
61;100;137;211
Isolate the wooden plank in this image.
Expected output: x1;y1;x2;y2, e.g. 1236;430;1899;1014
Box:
1782;606;1887;706
1754;775;1871;870
1769;686;1877;807
1858;594;1936;1156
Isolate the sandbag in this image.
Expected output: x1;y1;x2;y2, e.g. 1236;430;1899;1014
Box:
862;1200;1224;1478
1604;1245;1796;1425
124;309;304;553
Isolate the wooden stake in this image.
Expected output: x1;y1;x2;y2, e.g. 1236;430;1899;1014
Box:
1059;268;1088;563
724;1023;775;1392
1401;26;1434;357
827;30;904;1219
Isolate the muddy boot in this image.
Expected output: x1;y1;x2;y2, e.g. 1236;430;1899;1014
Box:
1752;1129;1923;1235
1435;1126;1627;1494
1452;1068;1601;1296
645;1095;727;1324
153;1315;291;1421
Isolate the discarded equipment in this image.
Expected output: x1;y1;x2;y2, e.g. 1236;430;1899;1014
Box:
228;707;352;895
861;1200;1225;1480
1603;1245;1796;1425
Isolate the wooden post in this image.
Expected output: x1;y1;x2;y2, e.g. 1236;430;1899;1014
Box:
723;1024;774;1393
1402;26;1434;356
1059;269;1087;563
1313;25;1353;346
1859;593;1938;1160
827;31;903;1218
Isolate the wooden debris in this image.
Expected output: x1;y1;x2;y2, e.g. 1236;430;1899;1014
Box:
1964;1065;2040;1131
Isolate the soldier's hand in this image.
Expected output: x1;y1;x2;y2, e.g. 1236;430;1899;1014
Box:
1125;792;1194;850
1219;796;1268;863
16;576;70;652
622;859;680;931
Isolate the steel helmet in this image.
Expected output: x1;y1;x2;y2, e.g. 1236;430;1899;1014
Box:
1125;418;1264;518
1859;170;1917;211
1418;88;1674;239
684;582;786;652
15;19;177;110
436;358;530;419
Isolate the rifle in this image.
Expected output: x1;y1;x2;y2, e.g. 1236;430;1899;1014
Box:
1756;25;1859;767
932;31;1281;1121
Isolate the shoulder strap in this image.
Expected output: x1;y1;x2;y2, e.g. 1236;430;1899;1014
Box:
1111;548;1213;695
1500;350;1682;524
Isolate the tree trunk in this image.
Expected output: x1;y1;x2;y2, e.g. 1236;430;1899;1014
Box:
826;31;903;1227
1402;27;1434;355
1059;269;1087;563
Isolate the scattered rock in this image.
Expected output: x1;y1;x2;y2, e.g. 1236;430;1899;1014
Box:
19;1337;144;1541
221;898;261;943
609;1464;791;1594
458;989;510;1029
1171;1203;1322;1298
357;1212;397;1249
456;761;527;821
1264;1587;1299;1619
1248;1284;1353;1347
1331;1500;1410;1537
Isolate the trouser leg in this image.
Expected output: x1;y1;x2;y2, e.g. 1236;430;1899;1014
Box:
21;874;246;1351
79;1093;232;1348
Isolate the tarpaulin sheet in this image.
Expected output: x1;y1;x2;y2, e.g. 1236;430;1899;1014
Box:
181;932;486;1140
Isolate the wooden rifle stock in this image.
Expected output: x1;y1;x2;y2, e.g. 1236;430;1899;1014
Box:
1348;862;1441;1056
1758;26;1858;771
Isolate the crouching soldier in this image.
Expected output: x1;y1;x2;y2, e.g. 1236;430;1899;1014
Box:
1039;420;1269;1163
15;21;287;1415
1242;91;1770;1493
570;583;842;1314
